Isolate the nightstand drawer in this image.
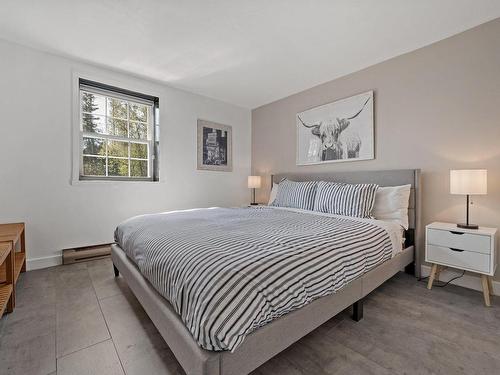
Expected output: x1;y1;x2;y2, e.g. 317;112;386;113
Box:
426;245;490;273
427;228;491;254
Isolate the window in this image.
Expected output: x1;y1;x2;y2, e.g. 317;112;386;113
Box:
78;79;159;181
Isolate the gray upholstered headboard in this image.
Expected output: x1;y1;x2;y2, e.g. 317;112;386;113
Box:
271;169;422;277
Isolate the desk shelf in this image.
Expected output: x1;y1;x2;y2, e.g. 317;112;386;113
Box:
0;241;14;316
0;222;26;316
0;252;26;284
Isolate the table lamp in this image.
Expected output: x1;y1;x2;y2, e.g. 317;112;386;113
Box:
450;169;487;229
248;176;261;205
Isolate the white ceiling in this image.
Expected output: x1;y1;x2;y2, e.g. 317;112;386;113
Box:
1;1;499;109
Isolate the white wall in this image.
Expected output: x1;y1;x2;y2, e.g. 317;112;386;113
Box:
0;39;251;269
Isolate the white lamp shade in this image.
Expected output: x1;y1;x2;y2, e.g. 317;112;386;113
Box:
450;169;487;195
247;176;262;189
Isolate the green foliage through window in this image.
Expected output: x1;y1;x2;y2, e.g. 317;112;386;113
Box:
80;89;152;179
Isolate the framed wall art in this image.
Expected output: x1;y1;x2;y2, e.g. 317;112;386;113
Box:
296;91;374;165
197;119;233;172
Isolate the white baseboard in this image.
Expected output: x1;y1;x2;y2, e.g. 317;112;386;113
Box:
421;265;499;296
27;254;62;271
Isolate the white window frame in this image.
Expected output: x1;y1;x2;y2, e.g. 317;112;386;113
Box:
79;89;153;180
71;72;160;184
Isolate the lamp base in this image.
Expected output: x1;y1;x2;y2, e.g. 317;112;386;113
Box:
457;223;479;230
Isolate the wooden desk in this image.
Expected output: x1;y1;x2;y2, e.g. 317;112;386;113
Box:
0;223;26;310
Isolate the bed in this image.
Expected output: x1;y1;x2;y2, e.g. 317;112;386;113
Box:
111;169;421;375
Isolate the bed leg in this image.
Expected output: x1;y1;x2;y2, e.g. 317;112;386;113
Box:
352;299;364;322
113;263;119;277
404;261;415;276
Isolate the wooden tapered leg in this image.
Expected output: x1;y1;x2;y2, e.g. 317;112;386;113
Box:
487;276;494;296
427;264;438;290
435;265;442;282
481;275;491;307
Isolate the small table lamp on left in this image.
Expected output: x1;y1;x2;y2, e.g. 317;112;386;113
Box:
248;176;262;205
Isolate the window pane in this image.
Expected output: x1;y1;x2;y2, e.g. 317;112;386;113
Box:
130;143;148;159
107;118;128;137
129;121;148;139
129;103;148;122
82;114;106;134
81;92;105;115
107;98;127;119
131;160;148;177
107;140;128;157
83;156;106;176
83;137;105;155
108;158;129;176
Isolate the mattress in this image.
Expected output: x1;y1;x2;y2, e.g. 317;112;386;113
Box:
114;206;401;352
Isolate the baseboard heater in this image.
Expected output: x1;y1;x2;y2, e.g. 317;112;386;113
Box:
62;243;112;265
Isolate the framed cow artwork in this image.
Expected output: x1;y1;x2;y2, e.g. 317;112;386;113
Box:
296;91;374;165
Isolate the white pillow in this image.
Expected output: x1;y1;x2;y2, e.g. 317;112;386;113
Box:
268;183;278;205
372;185;411;229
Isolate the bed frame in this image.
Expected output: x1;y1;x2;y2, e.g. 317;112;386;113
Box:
111;169;421;375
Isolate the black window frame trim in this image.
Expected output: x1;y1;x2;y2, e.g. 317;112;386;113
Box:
78;78;160;182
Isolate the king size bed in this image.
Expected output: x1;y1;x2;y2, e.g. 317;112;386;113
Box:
111;169;421;374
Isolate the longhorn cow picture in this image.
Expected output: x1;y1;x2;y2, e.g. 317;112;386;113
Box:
296;91;374;165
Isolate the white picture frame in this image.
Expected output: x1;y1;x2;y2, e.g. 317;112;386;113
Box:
296;91;374;165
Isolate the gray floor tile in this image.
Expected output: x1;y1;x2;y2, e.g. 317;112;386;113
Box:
1;307;55;347
0;331;56;375
56;263;95;302
55;263;110;358
57;339;124;375
100;292;184;375
0;268;57;375
87;258;130;300
251;354;303;375
13;283;56;315
293;326;394;375
15;266;56;291
0;316;5;336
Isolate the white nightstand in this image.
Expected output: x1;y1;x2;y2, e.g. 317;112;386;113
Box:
425;222;497;306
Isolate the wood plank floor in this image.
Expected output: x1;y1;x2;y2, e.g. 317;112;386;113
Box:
0;258;499;375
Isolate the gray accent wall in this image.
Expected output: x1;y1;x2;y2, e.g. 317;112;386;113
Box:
251;18;500;280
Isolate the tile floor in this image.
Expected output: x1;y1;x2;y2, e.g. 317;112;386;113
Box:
0;258;499;375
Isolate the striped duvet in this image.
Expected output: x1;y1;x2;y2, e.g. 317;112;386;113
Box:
115;206;394;352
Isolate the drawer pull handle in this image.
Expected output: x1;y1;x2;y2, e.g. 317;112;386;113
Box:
449;247;464;252
449;231;464;235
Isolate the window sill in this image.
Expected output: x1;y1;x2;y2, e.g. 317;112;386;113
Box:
70;178;163;186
